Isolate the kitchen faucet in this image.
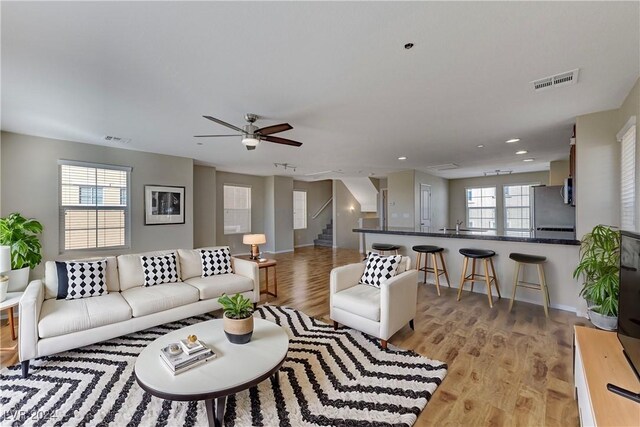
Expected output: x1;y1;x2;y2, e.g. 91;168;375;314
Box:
456;220;463;232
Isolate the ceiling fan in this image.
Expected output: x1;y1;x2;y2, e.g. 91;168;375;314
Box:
194;113;302;150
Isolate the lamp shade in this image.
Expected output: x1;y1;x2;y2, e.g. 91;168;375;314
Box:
0;246;11;273
243;234;266;245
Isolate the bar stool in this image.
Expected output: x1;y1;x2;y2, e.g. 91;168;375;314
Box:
457;248;501;308
412;245;450;296
508;253;550;317
371;243;401;255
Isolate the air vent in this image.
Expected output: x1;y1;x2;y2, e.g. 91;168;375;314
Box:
104;135;131;143
532;68;579;92
426;163;458;171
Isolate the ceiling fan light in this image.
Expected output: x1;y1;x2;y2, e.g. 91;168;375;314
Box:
242;137;260;147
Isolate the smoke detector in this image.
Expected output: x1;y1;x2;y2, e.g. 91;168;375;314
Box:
532;68;580;92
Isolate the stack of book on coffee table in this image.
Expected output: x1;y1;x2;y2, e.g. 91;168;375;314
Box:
160;338;216;375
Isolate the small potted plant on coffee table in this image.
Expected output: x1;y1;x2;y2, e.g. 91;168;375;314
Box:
218;293;254;344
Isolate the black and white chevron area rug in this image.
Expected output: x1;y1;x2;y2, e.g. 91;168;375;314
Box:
0;305;447;426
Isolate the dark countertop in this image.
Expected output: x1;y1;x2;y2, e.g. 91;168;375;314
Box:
353;227;580;246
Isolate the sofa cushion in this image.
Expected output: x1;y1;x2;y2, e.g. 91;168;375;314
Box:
178;247;231;280
121;282;199;317
332;284;380;322
61;260;108;300
201;248;233;277
44;256;119;300
184;274;253;300
359;252;402;288
38;293;132;339
117;250;181;291
141;253;179;287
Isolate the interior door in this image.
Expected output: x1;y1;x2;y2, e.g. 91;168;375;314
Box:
420;184;431;231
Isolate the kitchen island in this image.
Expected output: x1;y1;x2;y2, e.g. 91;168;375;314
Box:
354;226;583;314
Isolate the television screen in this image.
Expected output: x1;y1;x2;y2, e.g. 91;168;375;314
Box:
618;230;640;379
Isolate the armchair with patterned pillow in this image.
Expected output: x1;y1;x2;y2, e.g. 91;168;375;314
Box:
329;254;418;349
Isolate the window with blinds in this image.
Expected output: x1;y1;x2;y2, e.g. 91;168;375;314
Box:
59;161;131;251
293;190;307;230
620;125;636;231
224;185;251;234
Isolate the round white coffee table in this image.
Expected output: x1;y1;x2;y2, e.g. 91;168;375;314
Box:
134;317;288;427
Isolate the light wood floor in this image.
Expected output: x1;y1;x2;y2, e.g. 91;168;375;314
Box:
1;246;586;426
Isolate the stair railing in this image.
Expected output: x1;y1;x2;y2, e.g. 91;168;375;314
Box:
312;197;333;220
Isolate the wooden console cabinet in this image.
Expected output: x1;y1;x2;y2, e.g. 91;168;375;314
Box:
574;326;640;426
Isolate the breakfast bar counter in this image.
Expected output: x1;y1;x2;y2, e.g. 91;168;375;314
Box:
354;227;583;314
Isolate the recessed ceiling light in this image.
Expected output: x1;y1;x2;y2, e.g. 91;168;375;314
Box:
477;144;484;148
516;150;528;155
404;43;414;50
398;156;407;160
523;158;535;162
506;138;520;143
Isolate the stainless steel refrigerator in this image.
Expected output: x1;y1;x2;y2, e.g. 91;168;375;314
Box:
531;185;576;239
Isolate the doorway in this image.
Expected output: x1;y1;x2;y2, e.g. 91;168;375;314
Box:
420;184;431;232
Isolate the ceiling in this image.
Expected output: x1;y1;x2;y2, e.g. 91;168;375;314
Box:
2;2;639;180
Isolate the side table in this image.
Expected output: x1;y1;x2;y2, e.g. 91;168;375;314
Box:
1;292;23;351
235;256;278;297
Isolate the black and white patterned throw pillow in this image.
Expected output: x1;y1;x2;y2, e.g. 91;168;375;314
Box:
141;253;179;287
59;260;108;300
359;252;402;288
201;248;233;277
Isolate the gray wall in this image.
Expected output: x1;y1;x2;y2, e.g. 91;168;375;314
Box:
215;171;266;255
267;175;294;253
1;131;194;276
549;159;570;186
193;165;216;247
387;170;415;227
332;179;361;250
293;180;332;247
448;171;550;234
415;170;448;230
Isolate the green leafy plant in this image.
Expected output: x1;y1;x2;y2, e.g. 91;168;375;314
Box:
0;213;44;270
218;293;253;319
572;224;620;317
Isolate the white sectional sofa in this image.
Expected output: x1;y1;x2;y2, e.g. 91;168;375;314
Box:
18;246;259;377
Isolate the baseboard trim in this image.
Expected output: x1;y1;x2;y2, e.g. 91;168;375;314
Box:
294;244;314;248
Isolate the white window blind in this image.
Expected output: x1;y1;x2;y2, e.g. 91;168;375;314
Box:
466;186;496;229
60;161;130;251
224;185;251;234
620;125;636;231
293;190;307;230
504;184;532;231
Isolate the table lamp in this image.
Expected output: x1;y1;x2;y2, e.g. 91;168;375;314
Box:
0;246;11;302
243;234;266;260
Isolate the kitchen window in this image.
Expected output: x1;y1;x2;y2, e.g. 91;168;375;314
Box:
619;119;636;231
466;186;496;229
504;184;532;232
224;184;251;234
60;161;131;251
293;190;307;230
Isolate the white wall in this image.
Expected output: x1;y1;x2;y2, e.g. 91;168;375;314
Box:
1;131;194;277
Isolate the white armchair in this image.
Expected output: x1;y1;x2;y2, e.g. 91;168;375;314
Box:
329;257;418;349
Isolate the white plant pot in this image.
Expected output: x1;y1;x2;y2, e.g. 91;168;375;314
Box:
0;276;8;302
6;266;30;292
588;308;618;331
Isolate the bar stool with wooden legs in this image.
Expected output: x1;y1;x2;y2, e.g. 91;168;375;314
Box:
371;243;401;255
457;248;501;307
412;245;450;296
508;253;550;317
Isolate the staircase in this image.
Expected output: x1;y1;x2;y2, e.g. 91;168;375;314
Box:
314;220;333;248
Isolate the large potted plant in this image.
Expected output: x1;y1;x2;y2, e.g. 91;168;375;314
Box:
218;293;254;344
0;213;44;292
573;224;620;330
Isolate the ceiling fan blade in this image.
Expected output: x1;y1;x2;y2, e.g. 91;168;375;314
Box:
262;135;303;147
202;115;245;133
256;123;293;136
194;134;241;137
